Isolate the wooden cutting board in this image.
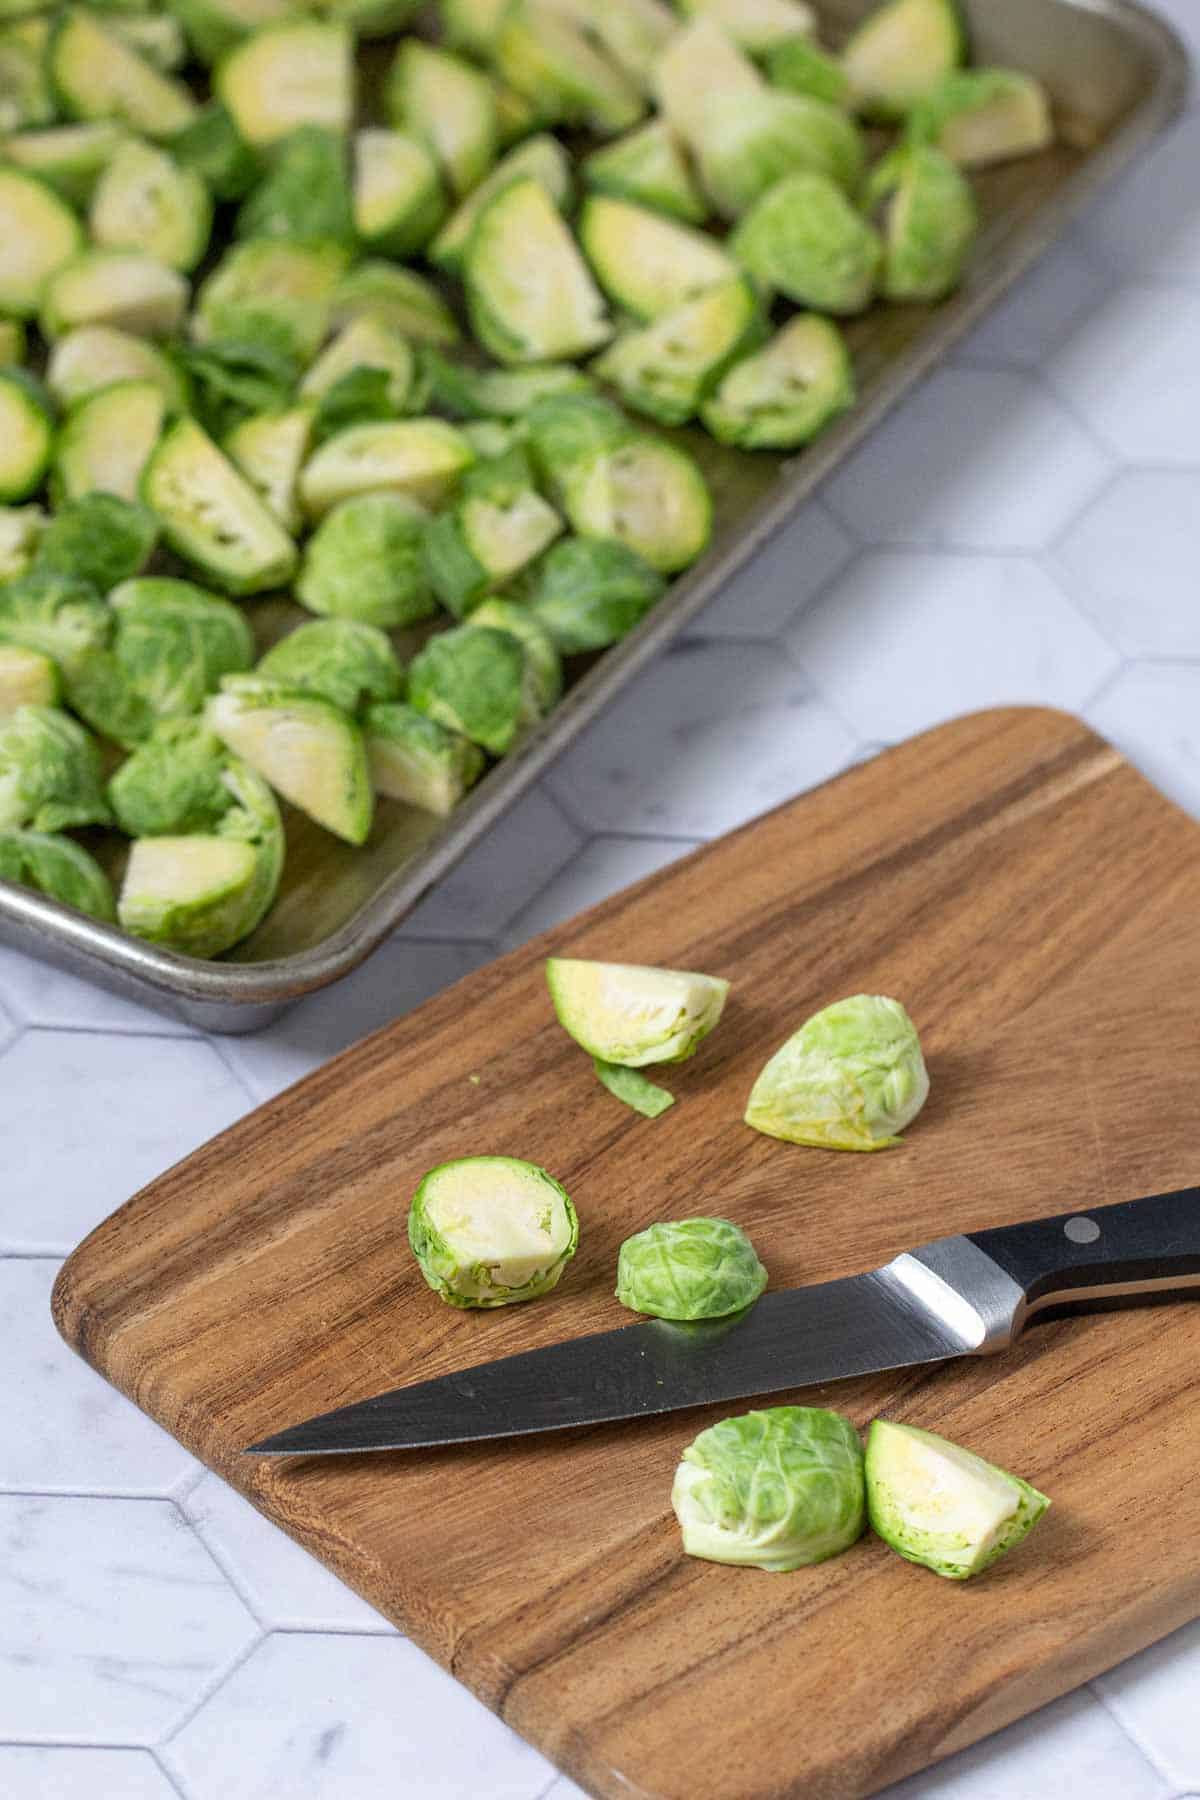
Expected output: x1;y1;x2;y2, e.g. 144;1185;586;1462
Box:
53;707;1200;1800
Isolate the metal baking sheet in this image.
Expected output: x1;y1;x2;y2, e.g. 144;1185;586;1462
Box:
0;0;1187;1032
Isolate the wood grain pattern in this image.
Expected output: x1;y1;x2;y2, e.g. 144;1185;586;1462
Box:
52;708;1200;1800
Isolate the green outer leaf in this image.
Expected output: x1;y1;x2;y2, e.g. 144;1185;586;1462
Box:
615;1217;766;1316
0;827;115;920
593;1057;674;1118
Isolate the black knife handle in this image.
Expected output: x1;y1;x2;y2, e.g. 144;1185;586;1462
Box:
967;1186;1200;1322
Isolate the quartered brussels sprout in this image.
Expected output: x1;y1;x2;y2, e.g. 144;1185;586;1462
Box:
297;491;435;628
114;722;285;957
113;14;189;75
0;163;83;320
440;0;509;56
865;143;976;302
424;447;563;618
521;536;665;653
419;352;593;422
67;575;255;747
701;313;853;449
168;102;260;203
39;249;189;341
256;618;402;715
224;405;315;537
300;314;417;417
365;700;485;816
731;170;882;314
0;369;53;503
590;276;763;427
0;569;111;678
697;92;865;219
217;20;353;148
655;18;763;150
572;0;677;97
617;1218;767;1319
579;194;735;322
48;7;198;139
407;622;532;756
767;36;853;108
299;417;475;520
0;827;115;921
34;493;159;592
908;67;1054;168
592;1058;674;1117
234;125;353;247
0;27;54;135
89;138;213;273
676;0;815;53
54;379;167;506
408;1154;579;1308
4;122;126;209
142;417;299;596
465;177;612;366
0;503;47;582
583;119;707;225
329;260;460;346
469;598;561;714
0;644;59;717
866;1420;1050;1579
673;1407;866;1571
46;323;189;411
353;127;446;257
745;993;929;1151
565;436;713;574
546;958;729;1066
207;674;373;844
427;131;571;273
494;2;643;137
194;238;349;365
0;703;111;831
842;0;964;119
386;37;497;199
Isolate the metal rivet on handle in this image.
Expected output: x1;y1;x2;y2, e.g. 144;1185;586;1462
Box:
1064;1216;1101;1244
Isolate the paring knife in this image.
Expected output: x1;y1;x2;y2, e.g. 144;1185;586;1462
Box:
244;1186;1200;1457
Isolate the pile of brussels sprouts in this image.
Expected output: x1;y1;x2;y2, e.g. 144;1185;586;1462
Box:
407;963;1051;1580
0;0;1052;955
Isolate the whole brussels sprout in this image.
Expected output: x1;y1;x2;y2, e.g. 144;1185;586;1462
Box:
33;493;159;592
0;828;115;922
866;1419;1050;1579
745;993;929;1151
468;598;561;714
0;704;111;831
617;1218;767;1319
297;492;436;629
546;957;729;1067
408;1155;579;1308
256;618;403;716
672;1406;866;1571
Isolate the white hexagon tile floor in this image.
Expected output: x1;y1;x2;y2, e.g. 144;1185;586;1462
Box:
6;77;1200;1800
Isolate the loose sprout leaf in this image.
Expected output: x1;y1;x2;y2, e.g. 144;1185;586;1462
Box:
408;1154;579;1307
593;1057;675;1118
296;491;435;628
176;338;301;438
617;1216;767;1315
311;366;398;444
745;992;929;1150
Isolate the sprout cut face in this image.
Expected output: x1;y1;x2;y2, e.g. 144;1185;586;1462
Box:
408;1155;579;1308
546;957;729;1067
745;993;929;1150
617;1218;766;1319
673;1407;866;1571
865;1420;1050;1579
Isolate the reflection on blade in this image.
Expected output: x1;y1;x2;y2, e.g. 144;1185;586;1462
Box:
245;1269;968;1456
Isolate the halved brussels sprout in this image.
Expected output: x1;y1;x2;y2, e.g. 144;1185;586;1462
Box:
907;67;1054;168
865;142;977;302
494;2;643;136
731;169;882;313
0;369;53;503
35;492;159;591
235;125;355;245
0;703;111;831
3;122;127;207
298;417;475;519
701;312;853;449
590;276;763;427
655;17;762;149
89;138;213;272
194;238;349;365
67;576;255;746
866;1419;1050;1579
142;417;299;595
0;644;59;716
328;260;460;346
579;193;734;322
408;1154;579;1307
617;1218;767;1318
465;177;612;366
546;957;729;1066
522;535;665;653
46;324;188;410
673;1407;866;1571
424;448;563;617
697;91;865;217
583;119;707;225
469;597;561;713
0;569;111;676
54;378;166;505
207;674;373;843
566;437;713;574
256;617;402;715
842;0;964;119
296;491;435;627
766;35;852;108
365;699;484;816
217;21;354;148
419;351;593;421
407;622;532;756
745;993;929;1150
427;131;571;273
386;38;497;199
0;503;45;581
39;248;188;339
353;127;446;257
224;404;314;535
676;0;815;53
0;827;115;920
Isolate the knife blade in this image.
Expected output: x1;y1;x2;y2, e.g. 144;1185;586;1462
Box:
244;1186;1200;1456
